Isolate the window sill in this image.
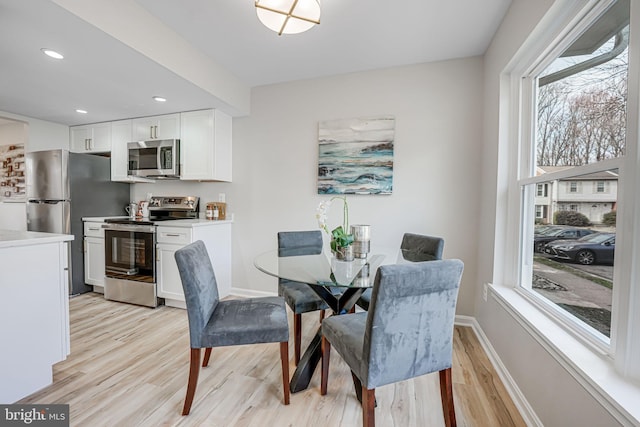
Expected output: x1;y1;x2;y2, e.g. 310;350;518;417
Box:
489;284;640;425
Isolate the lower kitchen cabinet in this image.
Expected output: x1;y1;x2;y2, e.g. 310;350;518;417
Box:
156;221;232;308
1;233;72;402
83;221;106;292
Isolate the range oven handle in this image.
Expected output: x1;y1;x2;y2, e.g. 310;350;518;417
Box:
102;223;156;233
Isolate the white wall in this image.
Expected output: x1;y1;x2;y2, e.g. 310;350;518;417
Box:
0;111;69;153
133;57;484;315
478;0;628;425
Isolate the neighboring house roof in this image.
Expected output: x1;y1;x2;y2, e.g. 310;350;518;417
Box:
536;166;619;180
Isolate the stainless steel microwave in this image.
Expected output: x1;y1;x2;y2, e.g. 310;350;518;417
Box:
128;139;180;178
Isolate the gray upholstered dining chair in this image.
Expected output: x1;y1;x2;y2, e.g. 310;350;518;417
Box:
321;259;464;427
278;230;329;364
175;240;290;416
356;233;445;310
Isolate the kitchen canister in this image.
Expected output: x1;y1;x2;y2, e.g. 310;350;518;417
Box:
206;202;226;220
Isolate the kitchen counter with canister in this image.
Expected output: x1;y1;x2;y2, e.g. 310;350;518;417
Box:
0;230;73;403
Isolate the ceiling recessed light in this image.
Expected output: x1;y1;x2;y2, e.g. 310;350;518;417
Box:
41;48;64;60
75;109;88;114
153;96;167;102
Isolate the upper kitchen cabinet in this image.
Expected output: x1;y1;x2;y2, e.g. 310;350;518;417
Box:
132;113;180;141
111;119;154;183
110;119;132;182
70;122;111;153
180;109;232;181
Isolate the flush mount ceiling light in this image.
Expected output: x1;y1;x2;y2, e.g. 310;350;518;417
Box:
41;48;64;59
75;109;87;114
255;0;320;36
153;96;167;102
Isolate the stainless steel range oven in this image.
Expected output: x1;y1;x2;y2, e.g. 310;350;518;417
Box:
103;196;199;308
103;222;157;307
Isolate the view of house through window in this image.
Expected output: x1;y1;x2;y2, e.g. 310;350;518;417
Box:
524;2;628;339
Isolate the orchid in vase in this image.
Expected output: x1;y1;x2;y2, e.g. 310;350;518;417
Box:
316;196;354;258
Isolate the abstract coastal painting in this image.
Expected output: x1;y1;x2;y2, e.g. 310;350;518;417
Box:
318;115;394;194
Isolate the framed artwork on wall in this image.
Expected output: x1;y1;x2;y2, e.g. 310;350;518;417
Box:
317;115;394;194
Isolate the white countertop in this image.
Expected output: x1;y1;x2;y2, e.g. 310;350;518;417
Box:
0;229;74;248
82;216;233;227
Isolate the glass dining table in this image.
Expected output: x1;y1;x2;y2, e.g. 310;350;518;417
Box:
253;245;436;394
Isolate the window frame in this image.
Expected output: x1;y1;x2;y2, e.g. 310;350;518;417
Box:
569;181;579;193
497;0;640;381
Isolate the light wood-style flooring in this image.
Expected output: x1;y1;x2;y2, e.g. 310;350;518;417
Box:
20;293;526;427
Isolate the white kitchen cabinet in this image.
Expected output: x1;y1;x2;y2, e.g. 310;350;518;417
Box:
132;113;180;141
156;221;232;308
83;221;105;291
110;119;132;182
109;119;153;183
1;233;72;403
180;109;232;181
156;226;191;304
70;122;111;153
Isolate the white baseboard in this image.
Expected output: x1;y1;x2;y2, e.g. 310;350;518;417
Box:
455;315;542;427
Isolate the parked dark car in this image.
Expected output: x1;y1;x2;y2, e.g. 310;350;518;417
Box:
534;225;576;237
533;227;595;252
534;224;560;235
543;232;615;265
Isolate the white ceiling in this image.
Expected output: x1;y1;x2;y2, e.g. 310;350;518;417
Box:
0;0;511;126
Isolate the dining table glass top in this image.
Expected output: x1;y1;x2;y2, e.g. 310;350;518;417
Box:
253;246;437;288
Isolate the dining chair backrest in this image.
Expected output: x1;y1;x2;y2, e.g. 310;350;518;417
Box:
175;240;220;349
277;230;323;257
400;233;444;261
363;259;464;389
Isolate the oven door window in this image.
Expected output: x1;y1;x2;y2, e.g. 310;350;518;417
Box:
105;230;155;281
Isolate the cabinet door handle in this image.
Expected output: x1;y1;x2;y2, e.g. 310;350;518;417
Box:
89;138;94;150
149;126;154;139
85;139;89;150
166;233;181;237
89;227;100;231
154;125;158;139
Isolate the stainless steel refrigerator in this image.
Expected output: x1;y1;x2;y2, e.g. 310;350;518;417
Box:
26;149;130;295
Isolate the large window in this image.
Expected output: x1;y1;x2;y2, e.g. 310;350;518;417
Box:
516;0;630;349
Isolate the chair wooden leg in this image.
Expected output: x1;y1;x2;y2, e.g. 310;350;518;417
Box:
294;313;302;365
182;348;201;416
320;335;331;395
439;368;457;427
319;309;325;322
279;341;290;405
362;387;375;427
202;348;212;367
